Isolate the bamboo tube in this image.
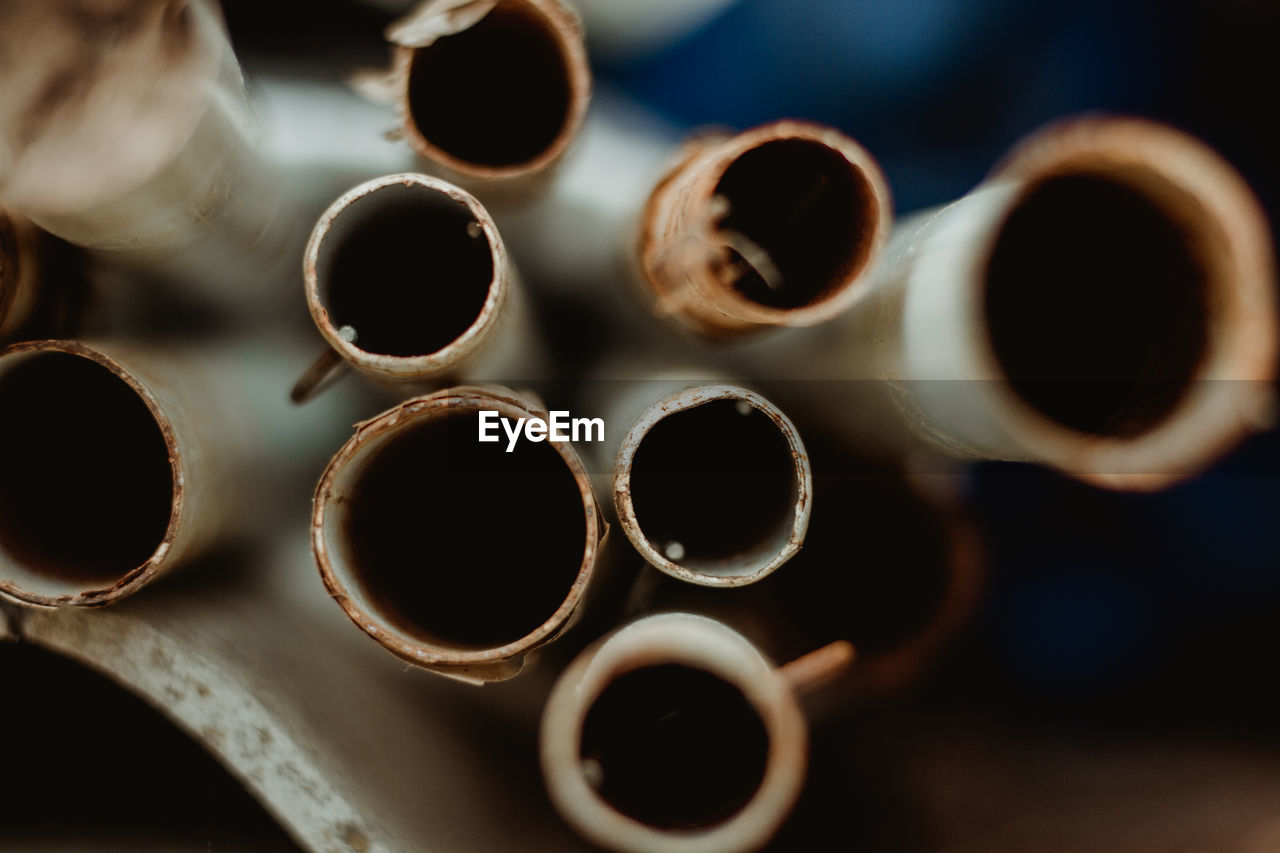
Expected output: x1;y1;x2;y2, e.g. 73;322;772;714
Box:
381;0;591;204
311;385;606;683
605;381;812;587
0;338;360;608
742;116;1277;489
0;0;295;304
296;172;538;402
635;120;892;338
541;612;825;853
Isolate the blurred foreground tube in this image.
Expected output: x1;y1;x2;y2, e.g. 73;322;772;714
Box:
297;172;537;401
755;117;1276;488
382;0;591;202
541;612;814;853
0;338;357;608
636;121;892;338
312;386;606;683
606;381;811;587
0;0;292;302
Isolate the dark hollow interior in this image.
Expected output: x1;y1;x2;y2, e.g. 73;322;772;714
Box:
628;400;796;570
579;663;770;830
407;2;573;168
320;186;494;357
343;410;586;649
713;138;875;309
0;353;173;584
984;172;1210;437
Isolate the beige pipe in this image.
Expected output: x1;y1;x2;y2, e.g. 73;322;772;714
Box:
609;382;811;587
0;1;295;305
743;116;1277;489
0;338;359;608
381;0;591;204
297;172;539;401
312;385;606;683
635;120;892;338
541;612;836;853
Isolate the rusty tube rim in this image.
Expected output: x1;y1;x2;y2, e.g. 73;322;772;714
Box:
947;117;1275;488
303;173;509;382
638;120;893;332
312;385;603;670
391;0;591;183
0;340;183;608
613;384;812;587
540;612;807;853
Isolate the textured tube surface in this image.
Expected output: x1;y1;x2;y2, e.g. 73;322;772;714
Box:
312;385;605;682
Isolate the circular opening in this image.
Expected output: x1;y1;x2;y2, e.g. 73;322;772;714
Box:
339;409;587;650
983;171;1211;437
627;399;798;575
712;138;877;310
316;184;495;358
578;663;770;830
406;2;573;169
0;352;173;585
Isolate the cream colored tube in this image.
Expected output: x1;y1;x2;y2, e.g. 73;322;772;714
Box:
0;338;358;607
540;612;815;853
0;1;294;304
297;172;540;401
382;0;591;204
743;116;1277;489
312;385;606;683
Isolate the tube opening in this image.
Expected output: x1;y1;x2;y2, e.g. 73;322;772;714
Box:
984;170;1212;437
712;138;877;310
578;663;770;830
627;399;798;576
316;183;495;358
0;352;173;586
407;1;574;169
339;409;586;650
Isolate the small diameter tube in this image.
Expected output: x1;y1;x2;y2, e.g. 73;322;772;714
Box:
311;385;605;683
636;120;892;338
611;383;811;587
541;612;808;853
0;338;358;607
747;117;1276;489
301;173;537;397
386;0;591;202
0;1;293;303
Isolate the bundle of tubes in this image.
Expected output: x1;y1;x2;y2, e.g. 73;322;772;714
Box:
0;1;1275;851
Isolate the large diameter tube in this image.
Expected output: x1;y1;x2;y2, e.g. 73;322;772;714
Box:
301;172;538;396
0;338;358;607
384;0;591;203
636;121;892;338
748;117;1276;489
609;382;811;587
540;612;808;853
312;386;605;683
0;0;292;302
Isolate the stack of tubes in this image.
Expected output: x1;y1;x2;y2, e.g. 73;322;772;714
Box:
0;1;1275;851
